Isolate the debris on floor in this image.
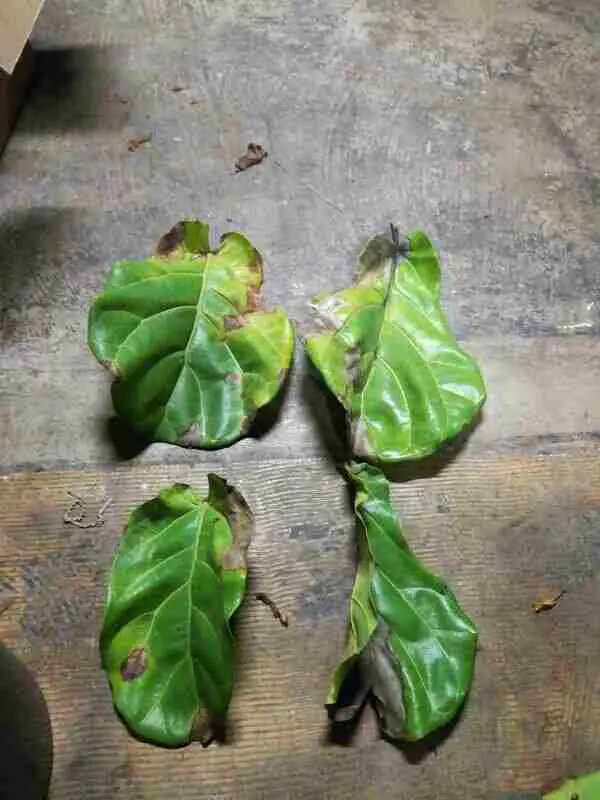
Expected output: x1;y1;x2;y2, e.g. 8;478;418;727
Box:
256;592;289;627
532;589;565;613
235;142;268;172
64;491;112;529
127;133;152;152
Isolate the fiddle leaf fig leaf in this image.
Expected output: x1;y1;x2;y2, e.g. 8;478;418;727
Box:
88;220;294;448
326;534;376;707
329;463;477;741
305;229;485;462
543;772;600;800
100;476;252;747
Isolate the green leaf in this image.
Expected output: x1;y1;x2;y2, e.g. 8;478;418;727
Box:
100;475;252;747
305;229;485;462
543;772;600;799
329;463;477;741
88;220;294;448
326;532;377;706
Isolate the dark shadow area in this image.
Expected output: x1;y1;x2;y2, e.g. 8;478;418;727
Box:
383;704;466;764
326;664;466;762
105;360;292;461
249;363;293;440
17;45;129;133
105;369;292;461
105;415;149;461
114;703;231;749
0;644;53;799
300;355;351;467
0;207;76;342
324;659;369;746
381;409;484;484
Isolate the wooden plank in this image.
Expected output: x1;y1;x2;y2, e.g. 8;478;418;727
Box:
0;0;599;797
1;450;599;798
1;335;599;470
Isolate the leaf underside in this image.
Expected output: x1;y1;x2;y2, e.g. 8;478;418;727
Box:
88;220;294;448
306;230;486;462
329;463;477;742
100;476;252;747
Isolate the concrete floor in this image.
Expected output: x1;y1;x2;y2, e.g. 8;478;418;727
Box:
0;1;599;798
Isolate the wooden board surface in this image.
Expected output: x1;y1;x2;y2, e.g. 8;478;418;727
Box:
1;450;600;798
1;0;599;797
0;450;600;800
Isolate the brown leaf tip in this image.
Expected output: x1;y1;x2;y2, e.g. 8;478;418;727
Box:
156;222;186;256
235;142;268;172
121;648;147;681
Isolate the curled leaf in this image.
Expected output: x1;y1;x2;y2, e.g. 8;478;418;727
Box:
329;463;477;741
306;230;485;461
88;220;294;448
100;476;253;747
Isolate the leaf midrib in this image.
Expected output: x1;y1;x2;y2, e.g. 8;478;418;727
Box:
161;263;245;438
115;506;228;693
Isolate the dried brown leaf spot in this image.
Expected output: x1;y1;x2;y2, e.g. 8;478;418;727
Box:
223;315;247;331
156;222;186;257
178;423;204;448
121;648;147;681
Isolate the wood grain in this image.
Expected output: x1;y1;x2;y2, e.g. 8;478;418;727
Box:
1;450;599;798
1;0;600;796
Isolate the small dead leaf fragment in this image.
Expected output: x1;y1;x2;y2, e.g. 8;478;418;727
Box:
256;592;289;627
532;589;565;613
170;84;188;93
127;133;152;152
235;142;267;172
121;648;147;681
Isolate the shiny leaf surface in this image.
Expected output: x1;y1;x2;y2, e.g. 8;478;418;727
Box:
306;230;485;461
89;220;294;448
100;476;252;747
544;772;600;800
329;463;477;741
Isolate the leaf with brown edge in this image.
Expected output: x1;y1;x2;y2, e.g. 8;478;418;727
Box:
305;228;485;462
88;220;294;449
329;463;477;741
100;477;253;747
